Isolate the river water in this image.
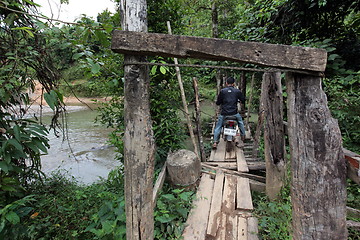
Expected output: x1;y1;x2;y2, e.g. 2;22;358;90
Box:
39;106;119;184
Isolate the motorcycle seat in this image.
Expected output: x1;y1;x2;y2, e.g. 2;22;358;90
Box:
223;115;237;121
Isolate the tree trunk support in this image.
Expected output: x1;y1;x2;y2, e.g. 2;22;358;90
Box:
262;72;286;200
286;72;347;239
120;1;155;239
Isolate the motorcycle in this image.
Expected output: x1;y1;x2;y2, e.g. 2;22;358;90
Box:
222;115;238;152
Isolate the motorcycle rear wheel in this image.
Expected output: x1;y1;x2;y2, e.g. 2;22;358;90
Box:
226;140;233;152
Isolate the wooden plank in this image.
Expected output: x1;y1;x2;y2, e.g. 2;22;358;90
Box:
152;163;167;204
205;162;237;170
215;213;226;240
211;140;226;162
209;146;216;161
207;171;225;237
183;173;214;240
236;176;254;210
247;162;266;171
225;145;237;160
202;163;266;183
111;30;327;72
225;214;238;240
249;179;266;193
344;148;360;185
238;217;248;240
222;175;237;240
247;217;259;240
245;129;252;140
223;174;237;211
236;148;249;172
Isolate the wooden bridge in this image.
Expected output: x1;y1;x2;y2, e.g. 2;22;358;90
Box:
182;130;263;240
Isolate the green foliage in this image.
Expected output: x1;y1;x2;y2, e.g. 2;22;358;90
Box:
0;170;126;240
347;179;360;239
0;195;35;239
253;187;292;239
323;75;360;151
347;179;360;210
154;186;195;239
85;195;126;239
148;0;185;34
150;58;187;161
0;116;51;205
1;0;66;204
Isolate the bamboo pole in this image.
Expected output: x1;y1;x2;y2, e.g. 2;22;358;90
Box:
167;21;199;160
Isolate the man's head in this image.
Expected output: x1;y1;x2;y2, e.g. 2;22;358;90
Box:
226;77;235;85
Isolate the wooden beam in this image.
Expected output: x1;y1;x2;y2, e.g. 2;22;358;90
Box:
344;148;360;185
202;163;265;182
111;30;327;72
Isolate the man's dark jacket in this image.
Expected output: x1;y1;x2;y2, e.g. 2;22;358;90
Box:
216;86;245;116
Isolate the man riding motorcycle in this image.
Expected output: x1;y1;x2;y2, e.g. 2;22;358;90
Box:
212;76;246;149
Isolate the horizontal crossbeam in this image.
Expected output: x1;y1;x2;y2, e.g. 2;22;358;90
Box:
112;30;327;73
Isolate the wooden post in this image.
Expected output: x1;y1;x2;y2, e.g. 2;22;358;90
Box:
167;21;200;160
246;73;255;128
120;1;155;239
252;74;265;159
192;77;206;162
262;72;286;200
239;71;247;115
286;72;347;239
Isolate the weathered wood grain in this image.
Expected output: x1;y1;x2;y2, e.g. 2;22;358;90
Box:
247;217;259;240
121;1;155;239
262;72;287;200
238;217;248;240
225;145;237;160
182;174;214;240
236;177;253;211
211;140;226;162
152;163;166;204
236;148;249;172
286;72;347;239
167;149;201;186
205;162;237;170
202;163;265;182
112;31;327;72
207;171;225;237
343;148;360;185
222;175;237;240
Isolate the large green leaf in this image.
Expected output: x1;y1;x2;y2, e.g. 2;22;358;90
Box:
91;63;101;74
44;92;56;110
5;212;20;224
13;125;21;141
7;139;23;151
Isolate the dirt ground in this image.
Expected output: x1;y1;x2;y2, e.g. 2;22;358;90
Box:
29;80;111;106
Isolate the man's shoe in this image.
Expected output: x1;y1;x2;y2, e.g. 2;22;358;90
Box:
212;142;218;149
241;135;246;142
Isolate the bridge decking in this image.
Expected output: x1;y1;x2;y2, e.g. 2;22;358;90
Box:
182;132;261;239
